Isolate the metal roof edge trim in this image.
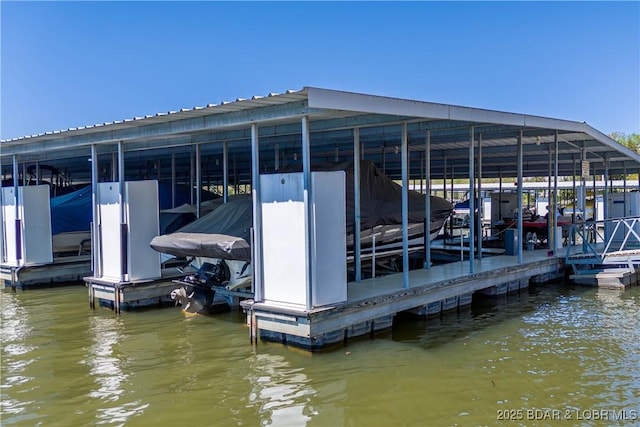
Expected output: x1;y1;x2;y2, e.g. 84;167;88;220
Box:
306;86;450;120
305;87;594;133
583;123;640;163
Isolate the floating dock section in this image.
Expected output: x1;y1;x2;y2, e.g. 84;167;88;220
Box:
241;169;565;350
242;250;563;350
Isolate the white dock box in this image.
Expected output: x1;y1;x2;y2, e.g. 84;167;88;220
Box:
260;171;347;309
606;192;640;242
490;192;518;224
1;185;53;266
97;180;161;282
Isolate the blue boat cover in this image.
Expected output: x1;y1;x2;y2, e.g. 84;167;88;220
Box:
50;183;201;235
50;186;92;234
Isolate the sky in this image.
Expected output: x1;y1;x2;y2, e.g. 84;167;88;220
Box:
1;1;639;141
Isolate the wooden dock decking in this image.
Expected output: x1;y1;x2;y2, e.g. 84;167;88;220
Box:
242;248;565;350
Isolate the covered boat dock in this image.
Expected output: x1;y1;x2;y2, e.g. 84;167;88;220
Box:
2;87;640;349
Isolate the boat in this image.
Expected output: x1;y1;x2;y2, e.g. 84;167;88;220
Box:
150;160;453;313
47;182;215;257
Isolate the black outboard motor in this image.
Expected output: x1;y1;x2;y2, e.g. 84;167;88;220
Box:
173;260;231;314
184;260;230;286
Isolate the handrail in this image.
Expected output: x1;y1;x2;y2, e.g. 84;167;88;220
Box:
565;215;640;265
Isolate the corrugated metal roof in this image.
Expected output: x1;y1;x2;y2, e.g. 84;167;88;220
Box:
1;86;638;182
1;89;309;143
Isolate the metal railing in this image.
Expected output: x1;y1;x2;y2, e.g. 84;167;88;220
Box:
565;216;640;270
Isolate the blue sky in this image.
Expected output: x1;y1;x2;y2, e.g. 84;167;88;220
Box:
1;1;639;140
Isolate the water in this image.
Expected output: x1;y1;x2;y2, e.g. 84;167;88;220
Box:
2;283;639;426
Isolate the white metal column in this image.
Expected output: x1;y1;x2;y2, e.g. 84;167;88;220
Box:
478;133;483;260
117;141;126;281
251;125;263;302
171;153;176;209
552;132;559;251
91;145;101;277
223;141;229;204
195;144;201;219
424;130;431;269
353;127;362;282
401;123;409;288
12;155;21;262
517;131;523;264
468;127;475;273
301;116;313;309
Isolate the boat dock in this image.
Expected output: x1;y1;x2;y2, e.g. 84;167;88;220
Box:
242;248;562;350
1;255;91;290
2;87;640;351
86;267;189;313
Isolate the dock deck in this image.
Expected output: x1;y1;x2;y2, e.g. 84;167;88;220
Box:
242;248;564;350
1;255;92;289
85;267;191;313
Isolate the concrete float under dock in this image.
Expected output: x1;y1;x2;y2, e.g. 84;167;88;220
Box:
242;249;563;350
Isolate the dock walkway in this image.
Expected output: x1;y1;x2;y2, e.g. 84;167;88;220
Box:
243;248;562;350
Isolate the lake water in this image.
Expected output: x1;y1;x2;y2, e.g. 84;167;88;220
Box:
2;282;639;426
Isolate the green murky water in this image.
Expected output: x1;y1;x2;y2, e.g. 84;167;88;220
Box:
2;283;639;426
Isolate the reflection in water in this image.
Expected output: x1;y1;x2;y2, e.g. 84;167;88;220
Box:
85;316;127;402
0;291;36;420
83;315;149;426
246;352;317;426
1;284;639;426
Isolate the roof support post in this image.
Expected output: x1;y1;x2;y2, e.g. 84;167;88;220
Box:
275;143;280;171
35;161;40;185
195;143;201;219
478;133;483;260
603;153;609;240
301;116;313;310
91;144;101;277
581;143;587;220
401;122;409;289
223;141;229;204
251;124;263;303
592;168;596;218
623;164;627;216
468;126;475;273
12;154;21;261
117;140;127;281
552;132;559;251
353;127;362;283
189;149;195;206
443;155;447;201
572;155;577;239
171;153;176;209
547;142;552;248
111;152;117;182
424;130;431;269
517;130;523;264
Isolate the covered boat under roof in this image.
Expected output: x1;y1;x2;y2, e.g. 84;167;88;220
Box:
149;160;453;261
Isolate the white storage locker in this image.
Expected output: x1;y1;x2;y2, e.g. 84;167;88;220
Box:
1;185;53;267
97;180;160;282
260;171;346;309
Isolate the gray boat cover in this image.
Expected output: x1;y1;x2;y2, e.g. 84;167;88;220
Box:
150;196;253;261
320;160;452;233
149;161;452;260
